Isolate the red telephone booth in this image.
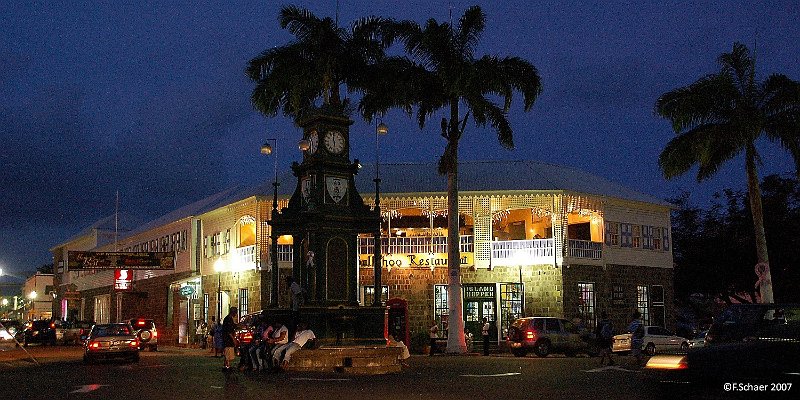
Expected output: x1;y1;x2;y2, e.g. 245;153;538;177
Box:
386;298;409;346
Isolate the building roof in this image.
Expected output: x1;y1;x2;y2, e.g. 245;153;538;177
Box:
352;160;670;206
74;160;667;246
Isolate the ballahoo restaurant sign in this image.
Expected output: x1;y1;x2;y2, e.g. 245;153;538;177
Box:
359;252;474;268
68;251;175;270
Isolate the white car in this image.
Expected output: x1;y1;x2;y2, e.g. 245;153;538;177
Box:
687;330;707;349
612;325;689;356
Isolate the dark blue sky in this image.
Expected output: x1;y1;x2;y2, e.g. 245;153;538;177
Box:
1;1;798;278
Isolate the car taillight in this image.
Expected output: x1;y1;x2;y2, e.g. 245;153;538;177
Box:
90;341;100;349
50;322;56;329
525;330;537;340
130;340;139;347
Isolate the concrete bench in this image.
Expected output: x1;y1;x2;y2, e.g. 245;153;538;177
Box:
284;345;403;374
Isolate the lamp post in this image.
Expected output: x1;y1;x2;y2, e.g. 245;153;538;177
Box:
261;139;280;308
373;120;388;306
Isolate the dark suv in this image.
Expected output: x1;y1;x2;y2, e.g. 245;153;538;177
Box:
507;317;598;357
128;318;158;351
21;320;57;346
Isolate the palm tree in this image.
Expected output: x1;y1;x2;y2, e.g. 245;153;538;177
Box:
246;5;391;119
656;42;800;303
360;6;542;352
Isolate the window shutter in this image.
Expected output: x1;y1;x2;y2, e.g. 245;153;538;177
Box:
621;223;632;247
663;227;670;251
642;226;651;249
604;221;612;245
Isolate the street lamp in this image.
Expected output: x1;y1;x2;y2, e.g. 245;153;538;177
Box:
373;119;388;306
261;138;280;308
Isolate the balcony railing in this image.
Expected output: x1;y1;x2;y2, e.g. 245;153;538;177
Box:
236;245;256;266
358;235;474;255
567;239;603;259
491;239;554;266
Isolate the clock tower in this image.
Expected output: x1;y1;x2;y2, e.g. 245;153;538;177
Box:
271;112;379;306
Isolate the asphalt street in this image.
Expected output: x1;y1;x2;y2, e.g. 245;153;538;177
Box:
0;343;775;400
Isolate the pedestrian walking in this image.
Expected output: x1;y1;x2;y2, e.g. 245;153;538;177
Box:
627;310;645;368
595;311;615;366
211;316;223;357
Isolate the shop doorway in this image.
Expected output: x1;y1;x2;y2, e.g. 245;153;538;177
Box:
463;284;497;342
217;291;230;321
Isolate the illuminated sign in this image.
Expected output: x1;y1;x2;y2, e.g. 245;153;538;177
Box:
359;252;474;268
68;251;175;270
114;269;133;291
179;285;195;297
464;284;495;300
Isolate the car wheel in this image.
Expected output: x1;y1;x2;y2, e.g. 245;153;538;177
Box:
644;343;656;356
511;348;528;357
534;340;550;357
680;342;689;352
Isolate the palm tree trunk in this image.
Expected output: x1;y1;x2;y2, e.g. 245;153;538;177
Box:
745;144;774;303
446;102;466;354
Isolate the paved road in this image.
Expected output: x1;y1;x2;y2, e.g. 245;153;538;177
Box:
0;343;745;399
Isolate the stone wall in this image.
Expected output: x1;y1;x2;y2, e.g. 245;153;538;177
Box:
562;264;674;332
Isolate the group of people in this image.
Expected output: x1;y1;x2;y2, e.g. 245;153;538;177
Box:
211;306;316;373
594;310;646;368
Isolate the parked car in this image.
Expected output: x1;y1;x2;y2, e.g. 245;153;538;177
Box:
687;330;707;349
612;325;688;356
506;316;598;357
235;311;267;353
705;303;800;346
128;318;158;351
55;320;94;345
20;319;57;346
83;323;140;364
0;319;22;342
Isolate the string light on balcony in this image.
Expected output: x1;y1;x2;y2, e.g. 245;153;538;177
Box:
381;209;401;221
492;209;510;222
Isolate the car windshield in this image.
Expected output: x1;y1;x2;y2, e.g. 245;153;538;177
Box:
92;325;132;337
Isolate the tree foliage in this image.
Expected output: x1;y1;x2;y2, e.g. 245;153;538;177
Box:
671;174;800;304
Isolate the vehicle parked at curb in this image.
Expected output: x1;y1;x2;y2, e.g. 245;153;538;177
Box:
705;303;800;345
506;317;598;357
128;318;158;351
612;325;688;356
83;323;140;364
687;330;707;349
0;320;22;342
55;320;94;345
20;319;57;346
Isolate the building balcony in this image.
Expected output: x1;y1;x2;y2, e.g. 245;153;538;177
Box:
490;238;554;266
566;239;603;259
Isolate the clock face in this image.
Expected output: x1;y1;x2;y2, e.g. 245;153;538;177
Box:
308;130;318;154
324;130;345;154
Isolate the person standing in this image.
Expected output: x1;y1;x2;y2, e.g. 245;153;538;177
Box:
482;317;491;356
428;320;439;356
211;316;223;357
595;311;615;366
222;306;239;371
197;321;208;349
627;310;644;368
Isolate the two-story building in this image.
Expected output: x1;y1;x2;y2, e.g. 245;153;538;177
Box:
51;160;673;346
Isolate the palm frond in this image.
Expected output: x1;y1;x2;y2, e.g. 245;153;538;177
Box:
655;73;738;133
455;6;485;59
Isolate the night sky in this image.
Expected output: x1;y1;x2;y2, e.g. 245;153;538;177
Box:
2;1;798;278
